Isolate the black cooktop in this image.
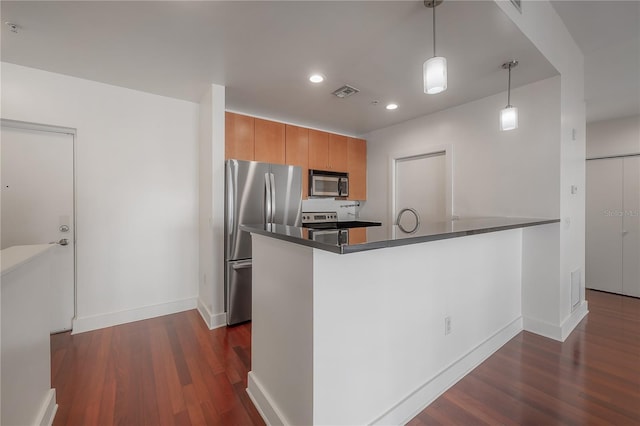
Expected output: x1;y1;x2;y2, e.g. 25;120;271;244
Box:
302;221;382;230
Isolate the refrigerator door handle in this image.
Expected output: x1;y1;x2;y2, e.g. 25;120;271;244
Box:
264;173;272;224
232;260;253;270
227;162;235;235
269;173;276;223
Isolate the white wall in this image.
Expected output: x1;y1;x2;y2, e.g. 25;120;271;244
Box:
1;62;200;332
362;0;588;341
586;115;640;158
198;84;227;328
495;0;586;340
313;230;523;425
362;76;561;229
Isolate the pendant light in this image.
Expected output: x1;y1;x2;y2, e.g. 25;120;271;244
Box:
424;0;447;94
500;60;519;131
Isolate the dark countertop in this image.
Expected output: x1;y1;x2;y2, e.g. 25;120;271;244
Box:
241;217;560;254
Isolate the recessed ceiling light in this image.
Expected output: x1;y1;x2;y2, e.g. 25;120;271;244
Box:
309;74;324;83
386;103;398;110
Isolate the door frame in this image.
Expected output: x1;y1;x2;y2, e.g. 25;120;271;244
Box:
1;118;78;328
389;144;453;238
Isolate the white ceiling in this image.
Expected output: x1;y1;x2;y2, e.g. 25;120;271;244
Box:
551;0;640;123
1;1;559;136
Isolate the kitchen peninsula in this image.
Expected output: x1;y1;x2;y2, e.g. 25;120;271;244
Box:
243;217;562;425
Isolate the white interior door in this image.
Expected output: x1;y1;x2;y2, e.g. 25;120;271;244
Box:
1;125;75;333
585;158;623;294
394;152;447;235
623;156;640;297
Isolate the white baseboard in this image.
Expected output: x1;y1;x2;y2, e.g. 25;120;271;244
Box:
561;301;589;341
524;301;588;342
248;318;523;426
197;297;227;330
36;389;57;426
371;317;524;425
523;316;562;341
247;372;290;426
72;297;197;334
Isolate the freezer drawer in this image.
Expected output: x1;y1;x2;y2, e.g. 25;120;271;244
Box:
226;259;252;325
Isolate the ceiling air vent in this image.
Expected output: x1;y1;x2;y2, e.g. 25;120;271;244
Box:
332;85;360;99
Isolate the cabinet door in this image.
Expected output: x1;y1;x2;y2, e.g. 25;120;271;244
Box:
347;137;366;200
285;125;309;199
328;133;348;172
225;112;254;161
308;129;329;170
623;156;640;297
586;158;623;294
255;118;285;164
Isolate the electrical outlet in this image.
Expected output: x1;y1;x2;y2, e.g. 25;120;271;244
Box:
444;316;452;335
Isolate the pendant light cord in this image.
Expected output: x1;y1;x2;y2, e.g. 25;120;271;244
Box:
433;3;437;57
507;64;512;106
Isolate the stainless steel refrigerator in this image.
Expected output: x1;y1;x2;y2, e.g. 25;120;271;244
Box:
225;159;302;325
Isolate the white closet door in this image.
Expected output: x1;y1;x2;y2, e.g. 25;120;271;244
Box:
623;157;640;297
586;158;623;293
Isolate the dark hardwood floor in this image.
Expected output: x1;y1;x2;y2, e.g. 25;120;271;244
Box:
411;290;640;426
51;311;263;426
52;290;639;425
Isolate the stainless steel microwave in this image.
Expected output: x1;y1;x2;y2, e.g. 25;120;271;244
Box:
309;170;349;197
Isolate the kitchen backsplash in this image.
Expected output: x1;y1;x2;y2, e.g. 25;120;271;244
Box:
302;198;361;221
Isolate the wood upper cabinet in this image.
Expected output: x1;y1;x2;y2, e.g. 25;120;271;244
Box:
225;112;365;200
254;118;286;164
347;137;367;200
225;112;254;161
285;125;309;199
308;129;329;171
328;134;348;172
308;130;348;172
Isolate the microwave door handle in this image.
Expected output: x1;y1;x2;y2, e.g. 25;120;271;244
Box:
269;173;276;223
264;173;272;224
340;177;347;196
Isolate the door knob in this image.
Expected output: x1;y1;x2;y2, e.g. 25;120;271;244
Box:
50;238;69;246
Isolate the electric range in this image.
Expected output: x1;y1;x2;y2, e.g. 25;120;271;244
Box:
301;211;382;245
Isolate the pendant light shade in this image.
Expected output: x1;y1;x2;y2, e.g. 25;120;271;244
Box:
424;56;447;94
424;0;447;95
500;60;518;131
500;106;518;131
